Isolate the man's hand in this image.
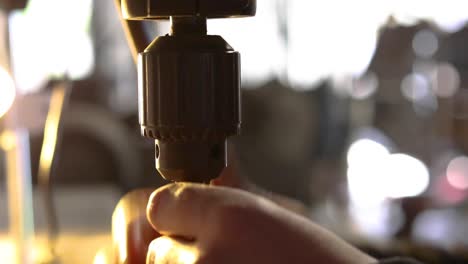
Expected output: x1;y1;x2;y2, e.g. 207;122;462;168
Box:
146;183;375;264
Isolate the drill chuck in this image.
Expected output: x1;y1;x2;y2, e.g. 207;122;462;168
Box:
139;17;240;182
120;0;256;183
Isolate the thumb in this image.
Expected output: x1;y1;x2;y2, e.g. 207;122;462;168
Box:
146;183;255;239
112;189;160;264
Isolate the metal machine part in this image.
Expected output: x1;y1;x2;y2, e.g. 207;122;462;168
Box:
0;0;27;11
122;0;256;19
119;0;256;183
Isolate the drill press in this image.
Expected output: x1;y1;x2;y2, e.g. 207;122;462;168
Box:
119;0;256;183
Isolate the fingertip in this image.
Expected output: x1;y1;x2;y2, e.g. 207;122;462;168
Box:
146;237;199;264
146;182;220;238
112;189;160;264
147;184;173;230
147;183;197;230
146;240;156;264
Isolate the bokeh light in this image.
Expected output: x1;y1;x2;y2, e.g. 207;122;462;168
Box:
9;0;94;93
0;240;15;263
347;139;391;207
412;92;438;117
446;156;468;190
347;138;390;167
431;63;460;98
350;72;379;100
349;201;405;239
93;249;108;264
383;154;430;198
347;139;430;207
412;30;439;58
401;73;431;102
412;209;452;246
0;67;16;119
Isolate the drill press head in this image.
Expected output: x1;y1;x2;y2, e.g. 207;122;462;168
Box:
121;0;256;183
0;0;28;11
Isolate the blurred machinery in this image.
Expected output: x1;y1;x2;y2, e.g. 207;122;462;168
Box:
0;2;34;264
0;0;27;12
2;1;468;263
116;0;256;183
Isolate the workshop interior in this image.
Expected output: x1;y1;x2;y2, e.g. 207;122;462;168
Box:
1;0;468;263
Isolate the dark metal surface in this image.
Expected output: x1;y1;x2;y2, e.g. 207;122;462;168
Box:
122;0;256;20
114;0;152;64
0;0;28;11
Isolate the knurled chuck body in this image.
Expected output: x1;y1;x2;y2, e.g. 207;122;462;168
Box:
138;20;240;183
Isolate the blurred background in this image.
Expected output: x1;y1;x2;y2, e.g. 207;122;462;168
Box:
1;0;468;263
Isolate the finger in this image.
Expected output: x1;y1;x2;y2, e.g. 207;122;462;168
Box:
112;189;160;264
146;183;215;238
146;236;199;264
147;183;251;239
